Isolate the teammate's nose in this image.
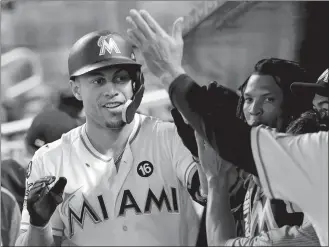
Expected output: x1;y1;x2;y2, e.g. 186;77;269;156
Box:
249;101;263;116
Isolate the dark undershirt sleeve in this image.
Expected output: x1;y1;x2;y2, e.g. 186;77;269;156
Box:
168;74;258;176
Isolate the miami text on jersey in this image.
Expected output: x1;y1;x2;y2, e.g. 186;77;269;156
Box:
63;187;179;238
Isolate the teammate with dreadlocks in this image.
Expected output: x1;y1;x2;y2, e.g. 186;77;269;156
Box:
216;58;319;246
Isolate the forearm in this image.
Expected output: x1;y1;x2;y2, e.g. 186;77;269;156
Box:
15;224;56;246
194;157;208;196
206;176;236;246
168;74;258;175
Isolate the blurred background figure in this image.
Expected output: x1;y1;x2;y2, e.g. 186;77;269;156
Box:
1;108;79;218
24;107;80;161
1;186;21;247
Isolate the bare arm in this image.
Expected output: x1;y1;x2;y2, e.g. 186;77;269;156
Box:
206;176;236;246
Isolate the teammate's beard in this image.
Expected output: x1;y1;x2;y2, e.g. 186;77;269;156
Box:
318;109;329;131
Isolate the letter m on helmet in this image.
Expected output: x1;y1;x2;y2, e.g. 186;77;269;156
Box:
97;35;121;56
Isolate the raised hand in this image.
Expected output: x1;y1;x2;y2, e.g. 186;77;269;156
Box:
27;176;67;227
126;9;186;88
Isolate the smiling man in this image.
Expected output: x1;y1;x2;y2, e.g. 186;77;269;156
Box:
16;31;203;246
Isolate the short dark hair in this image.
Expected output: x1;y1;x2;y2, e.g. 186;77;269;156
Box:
236;58;313;131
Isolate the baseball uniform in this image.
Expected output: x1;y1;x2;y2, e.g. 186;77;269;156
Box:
20;113;200;246
250;126;328;246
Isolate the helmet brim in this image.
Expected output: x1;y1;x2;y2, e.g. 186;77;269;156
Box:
70;57;141;78
291;82;329;97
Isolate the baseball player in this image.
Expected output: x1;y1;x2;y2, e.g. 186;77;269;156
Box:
291;68;328;129
16;30;202;246
125;9;328;245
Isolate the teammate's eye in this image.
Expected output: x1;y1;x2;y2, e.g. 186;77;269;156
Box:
265;97;275;103
92;78;106;85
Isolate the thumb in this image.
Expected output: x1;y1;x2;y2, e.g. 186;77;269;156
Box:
172;17;184;40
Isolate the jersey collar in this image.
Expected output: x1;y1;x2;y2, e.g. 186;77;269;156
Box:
80;114;141;163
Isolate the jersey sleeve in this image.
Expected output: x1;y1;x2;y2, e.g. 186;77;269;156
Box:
171;125;197;189
20;152;64;237
250;127;328;223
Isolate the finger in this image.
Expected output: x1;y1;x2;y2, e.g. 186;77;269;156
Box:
172;17;184;41
127;28;142;48
28;193;41;205
126;16;147;42
139;9;166;36
49;191;64;205
129;9;155;40
34;176;56;186
30;182;46;193
49;177;67;195
28;185;48;204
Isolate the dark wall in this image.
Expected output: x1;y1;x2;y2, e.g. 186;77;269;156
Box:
298;1;329;81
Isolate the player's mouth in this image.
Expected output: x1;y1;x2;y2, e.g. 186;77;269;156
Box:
103;102;123;109
249;118;261;127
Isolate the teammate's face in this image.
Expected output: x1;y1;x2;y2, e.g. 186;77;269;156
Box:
71;67;133;129
313;94;329;112
243;74;284;128
313;94;329;124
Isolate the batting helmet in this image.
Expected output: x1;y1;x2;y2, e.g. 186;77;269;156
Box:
68;30;144;124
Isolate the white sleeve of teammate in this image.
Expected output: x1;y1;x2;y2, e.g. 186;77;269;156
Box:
225;216;319;246
250;127;328;220
19;152;65;237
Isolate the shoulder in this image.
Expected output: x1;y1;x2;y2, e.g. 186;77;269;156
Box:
139;114;177;137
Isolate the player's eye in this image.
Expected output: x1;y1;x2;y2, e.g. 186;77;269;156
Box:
113;71;131;84
244;97;253;103
91;77;106;85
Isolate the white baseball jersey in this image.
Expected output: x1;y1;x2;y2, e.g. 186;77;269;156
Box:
250;126;328;246
20;114;200;246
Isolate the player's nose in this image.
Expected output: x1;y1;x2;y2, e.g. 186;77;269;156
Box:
249;101;263;116
102;81;119;98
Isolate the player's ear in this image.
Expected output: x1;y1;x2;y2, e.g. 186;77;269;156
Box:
69;79;82;101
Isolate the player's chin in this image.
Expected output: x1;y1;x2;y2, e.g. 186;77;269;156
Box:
103;114;126;129
105;120;126;129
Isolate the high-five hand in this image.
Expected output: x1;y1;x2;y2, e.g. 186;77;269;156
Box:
126;9;186;89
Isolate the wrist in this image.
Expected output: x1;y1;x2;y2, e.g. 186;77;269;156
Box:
30;221;50;230
160;67;186;90
207;175;229;190
30;216;49;228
